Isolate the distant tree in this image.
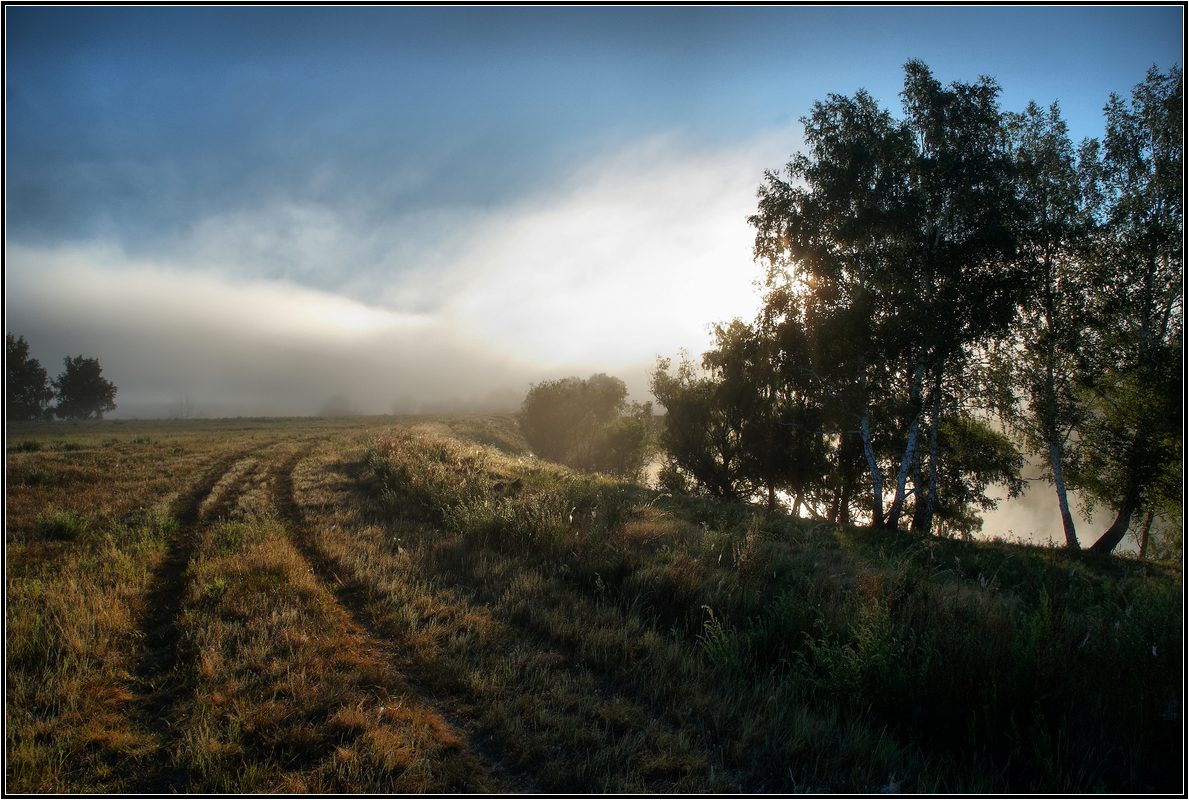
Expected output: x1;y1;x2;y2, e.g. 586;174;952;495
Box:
53;355;118;420
6;333;54;421
1073;66;1183;554
518;373;652;479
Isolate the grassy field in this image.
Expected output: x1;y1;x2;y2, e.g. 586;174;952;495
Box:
5;414;1182;793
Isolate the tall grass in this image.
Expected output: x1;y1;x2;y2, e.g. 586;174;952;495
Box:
5;416;1180;793
365;424;1183;792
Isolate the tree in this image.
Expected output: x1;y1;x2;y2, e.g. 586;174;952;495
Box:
750;87;916;527
518;373;652;479
749;62;1025;532
893;60;1025;534
53;355;118;420
6;333;54;421
916;412;1025;538
1074;66;1183;554
999;101;1091;548
651;353;751;500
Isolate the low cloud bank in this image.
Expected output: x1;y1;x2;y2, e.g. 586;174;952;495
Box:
5;130;795;417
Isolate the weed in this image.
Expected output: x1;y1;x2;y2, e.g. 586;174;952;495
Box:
35;508;92;541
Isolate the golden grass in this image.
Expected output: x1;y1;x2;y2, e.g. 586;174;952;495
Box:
6;415;1182;793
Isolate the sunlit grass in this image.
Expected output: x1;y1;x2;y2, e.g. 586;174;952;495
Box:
5;415;1181;793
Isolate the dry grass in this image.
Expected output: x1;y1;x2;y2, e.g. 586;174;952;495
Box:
5;415;1182;793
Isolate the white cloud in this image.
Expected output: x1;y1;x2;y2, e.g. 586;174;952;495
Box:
434;132;794;366
4;128;800;415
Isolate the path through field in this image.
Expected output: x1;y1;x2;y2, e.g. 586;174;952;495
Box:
7;416;1180;794
6;420;718;792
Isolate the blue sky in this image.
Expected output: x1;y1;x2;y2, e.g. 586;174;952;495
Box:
5;4;1184;419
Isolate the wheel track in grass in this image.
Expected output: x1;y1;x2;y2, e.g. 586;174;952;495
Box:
281;448;715;792
127;440;287;793
270;445;521;793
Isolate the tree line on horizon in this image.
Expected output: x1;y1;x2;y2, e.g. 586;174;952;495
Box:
5;333;118;421
646;61;1181;557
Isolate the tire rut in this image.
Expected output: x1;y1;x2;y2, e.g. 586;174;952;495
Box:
127;445;274;792
340;458;722;790
270;447;520;793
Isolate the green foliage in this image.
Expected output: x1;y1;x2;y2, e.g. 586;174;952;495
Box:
651;309;829;509
663;61;1181;550
53;355;118;420
1073;66;1183;553
6;333;54;421
518;373;653;479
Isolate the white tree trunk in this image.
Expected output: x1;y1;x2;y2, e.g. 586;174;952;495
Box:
861;412;884;527
1049;440;1079;549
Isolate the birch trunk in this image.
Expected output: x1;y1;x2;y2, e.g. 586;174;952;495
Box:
886;415;921;531
887;363;926;531
1048;440;1079;549
860;412;884;528
919;390;941;534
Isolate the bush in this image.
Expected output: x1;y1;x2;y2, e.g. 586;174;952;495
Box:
518;373;653;479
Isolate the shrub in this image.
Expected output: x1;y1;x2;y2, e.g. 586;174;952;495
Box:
518;373;653;479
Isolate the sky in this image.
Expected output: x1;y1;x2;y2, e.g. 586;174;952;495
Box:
3;5;1181;541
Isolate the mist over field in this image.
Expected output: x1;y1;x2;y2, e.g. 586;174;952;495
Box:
5;133;779;418
4;8;1182;795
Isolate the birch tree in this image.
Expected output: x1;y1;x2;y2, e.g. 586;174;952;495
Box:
750;88;915;528
1075;67;1183;554
1001;101;1090;548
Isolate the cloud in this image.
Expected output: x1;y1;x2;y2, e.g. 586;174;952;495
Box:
4;129;799;417
7;129;801;412
436;132;788;366
4;242;537;417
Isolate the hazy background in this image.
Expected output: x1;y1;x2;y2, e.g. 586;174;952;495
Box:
5;6;1178;544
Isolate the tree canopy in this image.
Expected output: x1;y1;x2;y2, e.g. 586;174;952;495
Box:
518;373;653;480
6;333;55;421
655;61;1182;555
53;355;118;420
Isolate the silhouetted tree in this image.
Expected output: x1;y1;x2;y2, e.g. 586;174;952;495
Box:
750;88;916;526
651;293;831;513
53;355;118;420
892;60;1025;534
651;352;751;500
998;101;1092;548
1074;66;1183;554
6;333;54;421
749;62;1025;531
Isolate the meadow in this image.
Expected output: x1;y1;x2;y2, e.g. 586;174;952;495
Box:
4;415;1182;793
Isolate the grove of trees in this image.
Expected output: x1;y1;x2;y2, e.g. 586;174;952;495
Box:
652;62;1182;555
5;333;119;421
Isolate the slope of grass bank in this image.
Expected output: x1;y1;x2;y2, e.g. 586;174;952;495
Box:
366;421;1182;792
5;414;1181;793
